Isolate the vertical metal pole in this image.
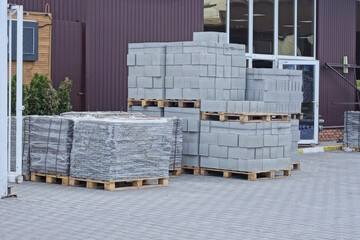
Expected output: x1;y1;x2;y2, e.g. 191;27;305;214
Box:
16;5;23;181
248;0;254;68
226;0;230;43
7;10;12;173
0;0;8;197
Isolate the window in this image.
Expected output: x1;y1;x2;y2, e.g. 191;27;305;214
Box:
10;21;38;61
278;0;295;56
253;0;274;54
230;0;249;51
297;0;314;57
204;0;227;32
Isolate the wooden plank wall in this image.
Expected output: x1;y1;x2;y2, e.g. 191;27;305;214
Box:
10;12;52;85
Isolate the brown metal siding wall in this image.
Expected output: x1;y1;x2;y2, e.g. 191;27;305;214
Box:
11;0;204;111
317;0;357;127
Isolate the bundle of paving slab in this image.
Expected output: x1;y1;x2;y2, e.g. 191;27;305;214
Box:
127;31;303;173
343;111;360;150
14;112;183;182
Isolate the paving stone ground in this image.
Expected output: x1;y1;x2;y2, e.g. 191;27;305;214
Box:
0;151;359;240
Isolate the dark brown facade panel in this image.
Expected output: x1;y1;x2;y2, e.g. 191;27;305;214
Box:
317;0;357;127
11;0;204;111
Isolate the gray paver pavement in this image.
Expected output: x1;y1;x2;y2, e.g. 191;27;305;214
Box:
0;151;360;240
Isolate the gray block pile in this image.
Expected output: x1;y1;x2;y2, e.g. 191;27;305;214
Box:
246;68;303;114
29;116;74;176
127;32;247;103
70;117;174;181
165;108;201;167
9;116;30;179
61;111;144;118
128;106;164;117
343;111;360;148
199;121;292;172
291;119;301;163
169;118;183;170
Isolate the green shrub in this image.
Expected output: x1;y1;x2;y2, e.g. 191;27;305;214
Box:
9;73;72;116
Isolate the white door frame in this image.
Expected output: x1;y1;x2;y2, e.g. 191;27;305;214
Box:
278;59;320;145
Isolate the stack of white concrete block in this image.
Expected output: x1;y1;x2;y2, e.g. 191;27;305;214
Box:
199;121;292;171
246;69;303;114
246;69;303;163
165;108;201;167
343;111;360;148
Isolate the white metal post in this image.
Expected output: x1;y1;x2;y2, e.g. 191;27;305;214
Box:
226;0;230;43
0;0;8;197
15;5;23;181
7;9;12;173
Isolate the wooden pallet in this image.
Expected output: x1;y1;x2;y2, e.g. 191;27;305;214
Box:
291;113;303;120
163;99;201;108
200;168;291;181
31;172;69;186
201;112;290;123
128;98;164;108
169;168;182;177
342;145;360;152
181;166;200;176
292;162;301;171
68;177;168;191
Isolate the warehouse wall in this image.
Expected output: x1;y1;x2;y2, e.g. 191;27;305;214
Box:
10;0;204;111
317;0;358;127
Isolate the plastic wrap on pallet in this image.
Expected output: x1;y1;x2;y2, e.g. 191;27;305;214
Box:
9;116;31;179
70;117;174;181
344;111;360;148
169;118;183;170
29;116;74;176
61;111;145;118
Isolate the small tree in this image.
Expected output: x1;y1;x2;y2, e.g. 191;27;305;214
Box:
9;75;30;116
56;78;73;114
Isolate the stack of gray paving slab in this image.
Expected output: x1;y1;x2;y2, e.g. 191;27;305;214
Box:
246;68;303;114
9;116;31;180
61;111;145;118
128;106;164;117
165;108;201;168
343;111;360;148
29;116;74;176
199;121;292;171
70;117;173;181
169;117;183;170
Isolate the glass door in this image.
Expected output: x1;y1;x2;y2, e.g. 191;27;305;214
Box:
278;60;319;144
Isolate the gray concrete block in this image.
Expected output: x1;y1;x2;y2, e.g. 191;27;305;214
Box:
238;159;263;172
166;42;183;54
200;121;210;133
271;146;284;159
153;77;164;88
200;132;218;145
199;144;209;156
216;55;232;66
262;159;278;171
215;78;231;89
232;55;246;67
128;88;138;99
188;119;200;133
128;66;145;76
137;77;153;88
193;32;221;43
183;65;201;77
201;100;227;112
216;89;230;100
187;143;199;156
183;88;200;99
224;67;232;78
166;54;174;65
152;54;166;66
264;135;279;147
216;66;224;77
127;54;136;66
166;88;183;99
208;66;216;77
219;158;238;171
175;53;192;65
239;135;263;148
209;145;228;158
165;77;174;88
200;156;219;169
166;66;183;77
182;155;200;167
192;53;216;65
136;54;152;66
279;135;292;146
199;77;215;89
218;134;238;147
145;89;163;99
144;66;165;77
128;77;137;88
228;147;255;160
276;157;291;170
